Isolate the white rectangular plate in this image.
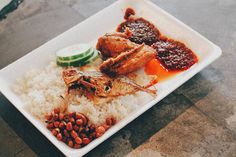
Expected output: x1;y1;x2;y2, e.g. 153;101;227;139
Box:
0;0;222;156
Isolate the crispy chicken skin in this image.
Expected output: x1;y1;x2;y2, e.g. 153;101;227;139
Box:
99;44;156;77
96;30;136;60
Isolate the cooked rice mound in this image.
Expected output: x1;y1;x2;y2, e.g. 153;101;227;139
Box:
13;62;65;121
12;61;153;125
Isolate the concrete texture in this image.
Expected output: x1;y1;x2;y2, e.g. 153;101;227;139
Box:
127;107;236;157
0;116;36;157
0;0;236;157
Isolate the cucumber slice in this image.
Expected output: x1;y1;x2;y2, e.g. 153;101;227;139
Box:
57;47;94;64
56;44;91;61
85;49;99;63
56;48;99;67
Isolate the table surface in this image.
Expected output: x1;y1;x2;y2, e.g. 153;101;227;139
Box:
0;0;236;157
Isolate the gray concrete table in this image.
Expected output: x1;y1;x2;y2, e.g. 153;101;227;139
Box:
0;0;236;157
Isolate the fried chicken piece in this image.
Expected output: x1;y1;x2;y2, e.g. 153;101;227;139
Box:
96;30;136;60
99;44;156;77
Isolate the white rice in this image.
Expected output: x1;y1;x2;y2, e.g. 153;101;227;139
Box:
12;61;154;125
13;62;65;120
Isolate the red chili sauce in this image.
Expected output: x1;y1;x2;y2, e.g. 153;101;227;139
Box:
117;8;161;45
124;8;135;20
152;37;198;71
145;37;198;82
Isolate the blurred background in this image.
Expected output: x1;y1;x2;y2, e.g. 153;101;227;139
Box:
0;0;235;157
